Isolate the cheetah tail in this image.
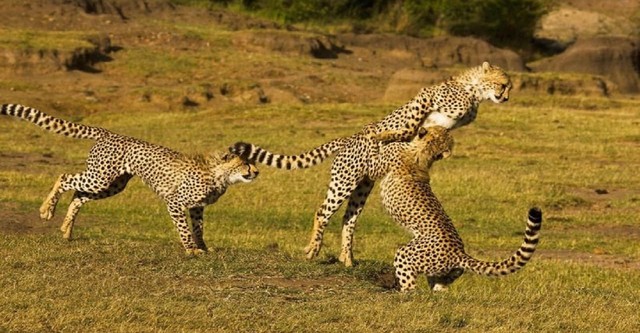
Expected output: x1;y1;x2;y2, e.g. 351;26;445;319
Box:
229;137;348;170
460;207;542;277
1;104;106;140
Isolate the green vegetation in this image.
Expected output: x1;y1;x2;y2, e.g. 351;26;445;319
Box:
171;0;549;49
1;97;639;332
0;28;95;51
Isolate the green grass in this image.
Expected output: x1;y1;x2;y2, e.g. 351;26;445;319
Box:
1;98;639;332
0;28;95;52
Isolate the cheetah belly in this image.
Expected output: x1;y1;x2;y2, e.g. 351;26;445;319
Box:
423;112;457;129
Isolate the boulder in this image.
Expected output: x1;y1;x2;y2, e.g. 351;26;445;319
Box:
528;36;640;93
337;34;526;72
534;7;637;53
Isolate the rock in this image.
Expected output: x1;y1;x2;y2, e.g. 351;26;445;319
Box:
337;34;526;71
232;30;350;59
534;7;637;53
528;36;640;94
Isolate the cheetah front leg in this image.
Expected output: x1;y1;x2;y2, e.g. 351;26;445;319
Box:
338;178;374;267
167;204;203;255
189;207;208;252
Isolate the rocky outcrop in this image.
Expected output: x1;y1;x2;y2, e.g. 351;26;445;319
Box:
528;36;640;94
0;34;113;73
337;34;527;71
534;6;638;53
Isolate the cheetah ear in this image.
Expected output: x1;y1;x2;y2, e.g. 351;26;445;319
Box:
418;127;428;139
482;61;491;72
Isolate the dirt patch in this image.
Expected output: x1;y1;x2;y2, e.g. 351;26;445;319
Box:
586;224;640;241
207;275;353;293
0;202;57;235
535;249;640;271
570;186;638;204
481;248;639;271
0;151;73;173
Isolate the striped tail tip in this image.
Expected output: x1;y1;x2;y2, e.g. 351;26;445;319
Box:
230;142;253;160
528;207;542;224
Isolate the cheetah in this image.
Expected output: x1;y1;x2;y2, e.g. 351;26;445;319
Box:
1;104;259;254
373;126;541;291
231;62;512;266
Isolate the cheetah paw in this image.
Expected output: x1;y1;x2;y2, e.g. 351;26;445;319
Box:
39;206;54;221
338;252;353;267
62;230;73;240
185;248;207;256
432;284;449;292
304;244;320;259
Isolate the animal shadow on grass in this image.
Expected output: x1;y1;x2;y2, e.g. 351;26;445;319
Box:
319;255;397;290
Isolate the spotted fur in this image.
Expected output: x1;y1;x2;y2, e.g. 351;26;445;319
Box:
1;103;259;254
374;126;541;291
231;62;512;266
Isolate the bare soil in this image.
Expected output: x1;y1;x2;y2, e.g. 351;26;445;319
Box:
0;202;57;235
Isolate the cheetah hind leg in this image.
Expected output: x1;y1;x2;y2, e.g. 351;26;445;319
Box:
304;178;361;260
428;268;464;292
394;247;418;292
39;174;67;221
338;179;374;267
41;170;121;221
60;174;133;240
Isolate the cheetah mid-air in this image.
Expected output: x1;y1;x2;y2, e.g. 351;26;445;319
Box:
232;62;512;266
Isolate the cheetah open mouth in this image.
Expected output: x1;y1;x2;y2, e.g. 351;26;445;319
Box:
434;153;444;160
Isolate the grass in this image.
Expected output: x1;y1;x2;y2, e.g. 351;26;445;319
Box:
1;97;639;332
0;29;95;52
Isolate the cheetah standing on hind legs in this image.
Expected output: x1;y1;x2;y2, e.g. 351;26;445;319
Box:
1;104;259;254
372;126;541;291
231;62;512;266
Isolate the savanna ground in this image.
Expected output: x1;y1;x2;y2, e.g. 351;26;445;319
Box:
1;1;640;332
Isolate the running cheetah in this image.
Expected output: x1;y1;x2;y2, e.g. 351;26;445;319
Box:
1;104;259;254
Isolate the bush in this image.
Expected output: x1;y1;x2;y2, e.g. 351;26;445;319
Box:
172;0;549;50
435;0;548;50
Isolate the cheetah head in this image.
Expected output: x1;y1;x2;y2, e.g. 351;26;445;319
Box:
476;61;512;104
221;153;260;184
411;126;454;170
